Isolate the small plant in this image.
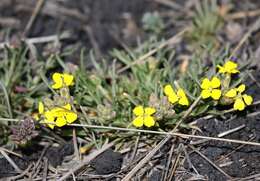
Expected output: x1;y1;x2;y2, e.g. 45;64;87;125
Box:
187;0;223;48
37;73;77;129
142;12;165;35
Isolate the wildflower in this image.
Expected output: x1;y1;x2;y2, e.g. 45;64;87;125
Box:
132;105;156;127
225;84;253;111
164;84;189;106
38;102;77;129
38;101;44;114
200;77;221;100
52;73;74;89
217;60;239;74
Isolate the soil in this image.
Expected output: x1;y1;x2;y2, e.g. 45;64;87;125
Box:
0;0;159;54
0;142;73;178
183;73;260;180
90;148;123;175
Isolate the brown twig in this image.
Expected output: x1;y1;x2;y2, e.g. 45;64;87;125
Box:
229;17;260;59
189;145;232;179
0;149;22;173
23;0;45;37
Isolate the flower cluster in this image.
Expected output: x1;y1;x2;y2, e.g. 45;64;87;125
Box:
37;73;77;129
132;60;254;128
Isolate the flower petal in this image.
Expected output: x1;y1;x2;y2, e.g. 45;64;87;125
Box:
201;78;211;89
217;65;225;73
63;73;74;86
164;84;176;96
225;89;237;98
56;117;67;127
63;104;72;110
144;107;156;115
65;112;78;123
38;101;44;114
237;84;245;93
133;106;144;116
44;111;55;122
210;77;221;88
177;89;189;105
143;116;155;127
234;98;245;111
201;89;211;99
242;94;253;106
211;89;221;100
52;73;63;89
42;119;55;129
132;116;143;127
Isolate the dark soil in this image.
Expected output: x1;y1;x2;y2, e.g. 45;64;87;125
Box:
0;142;73;178
0;0;159;54
183;74;260;180
90;148;123;175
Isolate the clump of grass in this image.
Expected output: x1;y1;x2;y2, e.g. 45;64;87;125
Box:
187;0;223;49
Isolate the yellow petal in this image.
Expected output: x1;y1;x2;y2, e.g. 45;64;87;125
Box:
52;73;63;89
167;94;179;104
63;104;72;110
45;119;55;129
44;111;55;122
217;65;225;73
177;89;189;105
164;84;176;96
65;112;78;123
234;98;245;111
237;84;245;93
63;73;74;86
210;77;221;88
144;107;156;115
211;89;221;100
143;116;155;127
226;61;237;70
38;101;44;114
201;78;211;89
132;116;143;127
225;89;237;98
201;89;211;99
242;94;253;105
56;117;67;127
133;106;144;116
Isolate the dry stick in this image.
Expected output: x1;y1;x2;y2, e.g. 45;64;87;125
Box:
226;9;260;20
217;124;245;137
73;128;80;161
0;32;71;49
117;27;189;74
9;164;34;181
229;17;260;59
163;143;175;181
57;141;115;181
189;145;232;179
0;149;22;173
168;149;181;181
23;0;45;37
121;96;201;181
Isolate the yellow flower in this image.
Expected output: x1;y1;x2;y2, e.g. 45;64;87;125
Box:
225;84;253;111
217;60;239;74
50;104;78;127
38;102;77;129
38;101;44;114
200;77;221;100
52;73;74;89
132;106;156;128
164;84;189;106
